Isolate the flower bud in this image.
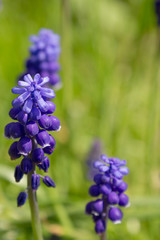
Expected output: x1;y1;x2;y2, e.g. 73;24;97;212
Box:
20;157;33;174
17;136;32;156
93;174;103;185
36;130;50;147
38;114;51;129
108;207;123;224
95;219;105;234
25;121;39;137
46;101;56;114
5;122;24;139
32;148;44;163
92;199;103;214
43;176;56;187
17;111;28;125
107;192;119;205
4;123;13;138
10;122;25;139
43;135;56;154
8;141;21;160
48;115;61;131
14;165;23;182
9;107;21;120
116;182;128;193
31;174;40;190
29;106;41;121
17;192;28;207
85;201;93;215
89;185;100;197
38;156;50;172
118;193;129;207
100;183;112;195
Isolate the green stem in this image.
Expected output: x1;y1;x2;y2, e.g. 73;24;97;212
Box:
100;197;108;240
27;138;43;240
27;166;43;240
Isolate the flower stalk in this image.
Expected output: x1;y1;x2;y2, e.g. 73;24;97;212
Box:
28;166;43;240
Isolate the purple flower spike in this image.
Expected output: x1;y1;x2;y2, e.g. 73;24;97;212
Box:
43;176;56;187
17;136;32;156
85;152;129;234
17;192;28;207
25;121;39;137
95;219;106;234
32;148;44;163
108;207;123;224
36;130;50;147
14;165;24;182
19;29;61;88
20;157;33;174
38;156;50;172
5;67;60;206
8;141;21;160
31;174;40;190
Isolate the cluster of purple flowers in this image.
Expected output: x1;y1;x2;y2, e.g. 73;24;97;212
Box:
5;73;61;207
85;154;129;234
19;29;61;89
155;0;160;25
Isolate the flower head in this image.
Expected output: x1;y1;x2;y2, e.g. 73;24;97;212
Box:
5;73;60;207
85;154;129;234
19;29;61;89
12;74;55;115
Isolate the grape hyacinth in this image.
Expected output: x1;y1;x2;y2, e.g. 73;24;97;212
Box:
4;73;61;240
85;154;129;239
19;29;61;89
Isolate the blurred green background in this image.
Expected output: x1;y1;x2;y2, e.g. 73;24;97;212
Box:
0;0;160;239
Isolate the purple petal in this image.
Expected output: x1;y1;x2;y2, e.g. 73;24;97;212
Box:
34;91;48;112
99;165;109;172
12;92;30;107
18;81;30;87
119;167;129;175
101;154;109;163
34;73;41;83
40;88;55;98
38;77;49;86
24;74;33;83
12;87;26;94
94;161;104;169
22;98;33;113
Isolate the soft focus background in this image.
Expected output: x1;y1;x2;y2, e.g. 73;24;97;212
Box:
0;0;160;239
